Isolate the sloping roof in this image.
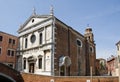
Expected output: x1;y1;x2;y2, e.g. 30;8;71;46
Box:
18;14;53;33
55;17;85;38
116;40;120;45
0;31;17;37
17;13;90;41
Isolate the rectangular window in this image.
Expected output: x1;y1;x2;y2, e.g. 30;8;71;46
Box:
9;38;12;44
39;58;42;69
117;46;119;51
24;59;26;69
0;36;3;41
7;50;11;56
7;50;15;56
0;48;1;54
25;38;27;48
13;39;15;45
11;51;14;56
39;33;42;44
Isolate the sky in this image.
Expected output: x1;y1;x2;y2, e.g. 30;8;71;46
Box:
0;0;120;59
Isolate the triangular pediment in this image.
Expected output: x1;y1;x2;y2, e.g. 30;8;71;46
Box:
18;15;52;33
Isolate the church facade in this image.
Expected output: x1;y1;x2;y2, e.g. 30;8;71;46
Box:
17;11;96;76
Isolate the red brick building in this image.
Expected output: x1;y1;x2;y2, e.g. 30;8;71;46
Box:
107;55;118;76
0;31;18;69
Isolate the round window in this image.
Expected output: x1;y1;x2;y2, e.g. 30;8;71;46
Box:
32;19;34;23
76;39;82;47
30;34;36;43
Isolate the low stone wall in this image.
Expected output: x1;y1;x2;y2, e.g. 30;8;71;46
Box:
22;73;118;82
22;73;52;82
54;76;118;82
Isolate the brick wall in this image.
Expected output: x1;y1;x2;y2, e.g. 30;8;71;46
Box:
54;76;118;82
54;23;69;75
22;73;52;82
0;31;18;68
22;73;118;82
54;22;96;76
55;22;87;76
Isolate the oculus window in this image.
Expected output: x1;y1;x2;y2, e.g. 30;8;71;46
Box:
76;39;82;47
30;34;36;43
90;46;94;53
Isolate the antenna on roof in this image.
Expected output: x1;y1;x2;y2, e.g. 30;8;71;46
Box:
50;5;54;15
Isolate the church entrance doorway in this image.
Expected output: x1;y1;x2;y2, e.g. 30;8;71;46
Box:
29;63;34;73
28;56;37;73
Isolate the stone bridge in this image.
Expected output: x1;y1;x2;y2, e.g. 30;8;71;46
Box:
0;63;24;82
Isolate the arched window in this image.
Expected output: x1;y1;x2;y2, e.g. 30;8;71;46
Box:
23;58;26;69
39;33;43;44
38;55;42;69
25;38;27;48
90;46;94;53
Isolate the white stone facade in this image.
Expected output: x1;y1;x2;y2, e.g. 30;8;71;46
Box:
18;15;55;75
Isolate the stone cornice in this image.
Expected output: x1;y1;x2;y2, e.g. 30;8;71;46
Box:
17;42;53;53
18;23;52;38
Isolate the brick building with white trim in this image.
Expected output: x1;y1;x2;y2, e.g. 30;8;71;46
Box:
17;9;96;76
